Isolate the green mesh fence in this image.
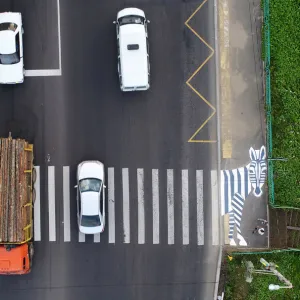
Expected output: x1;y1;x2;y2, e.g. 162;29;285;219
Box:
263;0;275;206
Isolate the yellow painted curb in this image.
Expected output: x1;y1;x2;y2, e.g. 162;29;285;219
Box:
218;0;232;158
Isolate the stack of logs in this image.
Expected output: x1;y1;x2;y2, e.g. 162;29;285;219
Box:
0;136;32;243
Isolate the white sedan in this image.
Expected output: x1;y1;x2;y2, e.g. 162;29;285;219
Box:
75;161;106;234
0;12;24;84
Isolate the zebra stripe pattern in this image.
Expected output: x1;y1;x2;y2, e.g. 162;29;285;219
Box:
221;166;251;216
221;146;267;246
228;193;244;239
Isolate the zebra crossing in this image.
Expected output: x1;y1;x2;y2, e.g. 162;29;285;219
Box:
33;166;220;245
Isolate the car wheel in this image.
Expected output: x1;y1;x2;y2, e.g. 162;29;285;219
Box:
32;187;36;205
29;243;34;267
32;167;37;183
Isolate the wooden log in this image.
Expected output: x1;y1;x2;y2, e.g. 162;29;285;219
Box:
12;139;16;242
7;137;13;242
0;139;3;241
0;137;33;243
3;138;8;242
20;139;27;242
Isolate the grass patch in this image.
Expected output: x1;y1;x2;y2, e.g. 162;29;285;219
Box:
269;0;300;206
225;251;300;299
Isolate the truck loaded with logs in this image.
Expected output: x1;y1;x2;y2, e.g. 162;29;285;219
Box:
0;133;36;275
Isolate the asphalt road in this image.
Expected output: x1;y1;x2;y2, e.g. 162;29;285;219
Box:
0;0;220;299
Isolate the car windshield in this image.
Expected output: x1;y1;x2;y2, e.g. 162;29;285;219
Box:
81;215;101;227
79;178;102;192
0;22;17;32
0;53;19;65
118;15;145;26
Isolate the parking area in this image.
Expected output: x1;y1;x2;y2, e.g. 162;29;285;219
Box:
0;0;61;75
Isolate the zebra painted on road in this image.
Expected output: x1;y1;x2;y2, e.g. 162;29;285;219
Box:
221;146;267;246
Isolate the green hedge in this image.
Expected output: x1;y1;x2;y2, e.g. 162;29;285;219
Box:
225;251;300;299
270;0;300;206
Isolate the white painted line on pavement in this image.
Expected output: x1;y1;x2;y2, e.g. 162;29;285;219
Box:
25;69;61;77
108;168;115;244
196;170;204;245
182;170;189;245
79;232;85;242
63;166;71;242
122;168;130;243
34;166;41;241
211;170;219;245
152;169;159;244
24;0;62;77
94;233;100;243
48;166;56;242
57;0;62;71
137;169;145;244
167;169;174;245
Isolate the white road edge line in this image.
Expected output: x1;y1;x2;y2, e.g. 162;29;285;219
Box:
94;233;100;243
167;169;174;245
24;0;62;77
211;170;219;245
152;169;159;244
48;166;56;242
122;168;130;243
57;0;62;71
182;170;189;245
137;169;145;244
33;166;41;241
63;166;71;242
78;232;85;242
25;69;61;77
196;170;204;245
108;168;115;244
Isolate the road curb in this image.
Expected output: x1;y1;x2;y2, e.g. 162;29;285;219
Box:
213;0;224;297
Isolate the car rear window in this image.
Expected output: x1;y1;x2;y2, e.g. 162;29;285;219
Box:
81;215;101;227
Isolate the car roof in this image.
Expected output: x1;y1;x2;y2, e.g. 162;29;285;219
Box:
0;31;16;54
119;24;148;87
81;192;100;216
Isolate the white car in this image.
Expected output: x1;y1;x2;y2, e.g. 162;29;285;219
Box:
75;161;106;234
0;12;24;84
114;8;150;92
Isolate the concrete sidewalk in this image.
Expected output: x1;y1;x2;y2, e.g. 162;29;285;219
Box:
218;0;268;248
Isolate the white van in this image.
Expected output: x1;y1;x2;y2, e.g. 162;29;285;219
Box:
113;8;150;92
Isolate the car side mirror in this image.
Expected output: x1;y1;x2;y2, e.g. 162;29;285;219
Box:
147;20;150;23
74;185;78;188
113;21;117;24
104;185;107;188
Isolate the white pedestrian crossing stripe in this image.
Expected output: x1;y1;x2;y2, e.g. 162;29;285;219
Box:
33;167;219;245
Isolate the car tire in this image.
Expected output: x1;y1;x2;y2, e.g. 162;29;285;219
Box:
29;243;34;268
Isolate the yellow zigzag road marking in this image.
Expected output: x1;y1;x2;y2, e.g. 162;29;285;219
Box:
185;0;216;143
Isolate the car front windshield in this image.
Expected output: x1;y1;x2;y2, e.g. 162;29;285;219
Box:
0;22;17;32
81;215;101;227
79;178;102;193
118;15;145;26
